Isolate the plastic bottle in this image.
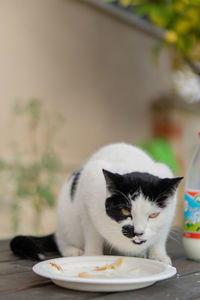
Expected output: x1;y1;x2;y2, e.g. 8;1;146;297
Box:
183;131;200;261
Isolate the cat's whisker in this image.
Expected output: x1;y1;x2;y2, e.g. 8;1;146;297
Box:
168;234;178;242
170;229;181;238
168;232;180;243
168;229;181;243
108;244;114;254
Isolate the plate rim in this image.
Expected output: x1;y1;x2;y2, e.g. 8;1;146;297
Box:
32;255;176;285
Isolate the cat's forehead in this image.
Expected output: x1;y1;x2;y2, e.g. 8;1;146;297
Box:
123;172;160;187
130;193;159;212
121;172;161;198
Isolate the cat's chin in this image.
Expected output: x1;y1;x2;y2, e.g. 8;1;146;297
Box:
132;239;147;245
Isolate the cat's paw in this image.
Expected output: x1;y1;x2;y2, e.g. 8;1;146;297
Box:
83;250;103;256
149;254;172;265
62;246;84;257
137;252;147;259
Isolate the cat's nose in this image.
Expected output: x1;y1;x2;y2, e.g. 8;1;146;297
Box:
134;231;144;237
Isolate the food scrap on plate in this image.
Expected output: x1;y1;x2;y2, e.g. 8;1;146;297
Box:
78;272;94;278
49;262;63;272
78;257;124;278
94;257;124;271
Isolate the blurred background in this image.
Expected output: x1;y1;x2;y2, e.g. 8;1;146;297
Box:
0;0;200;238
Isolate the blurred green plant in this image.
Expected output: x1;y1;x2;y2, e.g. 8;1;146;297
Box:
139;138;180;174
106;0;200;75
0;99;66;234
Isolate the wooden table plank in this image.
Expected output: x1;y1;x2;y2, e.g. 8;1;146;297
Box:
0;260;36;276
1;284;104;300
0;252;21;263
90;273;200;300
0;239;10;251
0;271;51;293
0;239;21;263
173;258;200;276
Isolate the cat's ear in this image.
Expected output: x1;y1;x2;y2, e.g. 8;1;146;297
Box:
161;177;183;196
102;169;122;194
156;176;183;207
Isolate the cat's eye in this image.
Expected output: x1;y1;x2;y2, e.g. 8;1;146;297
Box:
149;212;159;219
121;208;131;216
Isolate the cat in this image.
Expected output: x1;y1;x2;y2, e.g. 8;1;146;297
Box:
10;142;183;265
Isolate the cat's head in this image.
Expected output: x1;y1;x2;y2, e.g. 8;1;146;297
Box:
103;169;183;246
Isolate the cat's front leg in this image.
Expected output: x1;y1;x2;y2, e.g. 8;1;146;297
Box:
83;224;104;256
84;238;104;256
148;242;172;265
61;245;84;257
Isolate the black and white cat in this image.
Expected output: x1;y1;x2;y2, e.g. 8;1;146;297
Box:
11;143;183;265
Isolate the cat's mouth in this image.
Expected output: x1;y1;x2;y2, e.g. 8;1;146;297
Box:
132;239;146;245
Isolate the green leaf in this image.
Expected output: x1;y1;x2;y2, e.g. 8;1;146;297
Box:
36;184;55;207
0;160;6;170
41;152;61;172
134;4;152;16
178;35;193;55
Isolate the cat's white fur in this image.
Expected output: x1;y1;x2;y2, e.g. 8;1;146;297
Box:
56;143;177;265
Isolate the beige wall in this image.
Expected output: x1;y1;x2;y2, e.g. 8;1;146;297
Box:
0;0;172;237
0;0;171;163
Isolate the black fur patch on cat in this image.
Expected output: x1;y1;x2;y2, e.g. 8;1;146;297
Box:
122;225;135;238
105;194;132;222
70;168;82;200
10;233;59;260
103;170;183;220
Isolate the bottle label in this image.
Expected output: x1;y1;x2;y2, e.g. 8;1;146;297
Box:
183;190;200;239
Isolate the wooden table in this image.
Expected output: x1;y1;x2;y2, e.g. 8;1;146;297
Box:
1;231;200;300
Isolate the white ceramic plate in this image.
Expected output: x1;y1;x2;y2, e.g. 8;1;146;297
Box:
33;256;176;292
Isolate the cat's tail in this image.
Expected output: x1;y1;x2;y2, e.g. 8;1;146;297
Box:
10;233;59;261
